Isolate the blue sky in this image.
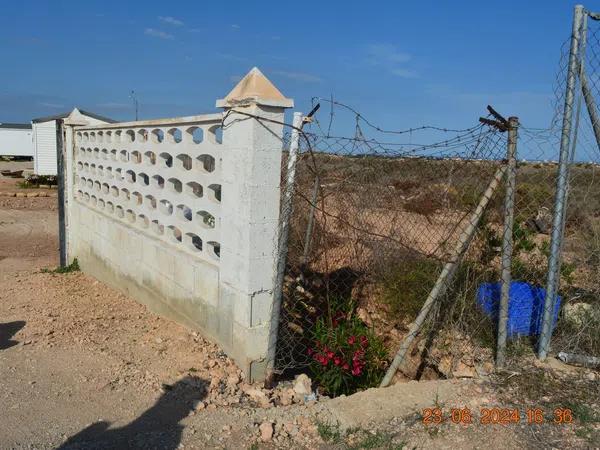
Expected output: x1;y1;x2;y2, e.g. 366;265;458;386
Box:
0;0;581;135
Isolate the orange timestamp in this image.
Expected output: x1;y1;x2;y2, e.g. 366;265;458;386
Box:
422;407;574;425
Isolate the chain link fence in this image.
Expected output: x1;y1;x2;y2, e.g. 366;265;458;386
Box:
511;8;600;362
273;104;514;381
545;9;600;359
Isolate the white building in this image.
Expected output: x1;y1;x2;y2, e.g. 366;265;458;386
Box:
0;123;34;157
32;108;115;175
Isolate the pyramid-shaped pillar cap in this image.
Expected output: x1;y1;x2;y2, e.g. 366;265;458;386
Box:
216;67;294;109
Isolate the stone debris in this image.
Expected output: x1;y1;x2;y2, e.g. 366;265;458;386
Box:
563;302;599;326
293;373;312;396
452;361;476;378
276;388;294;406
244;388;272;408
527;207;552;234
259;421;274;442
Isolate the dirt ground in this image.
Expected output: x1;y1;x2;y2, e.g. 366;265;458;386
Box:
0;162;598;449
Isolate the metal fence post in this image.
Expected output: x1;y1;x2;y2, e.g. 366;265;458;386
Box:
55;119;67;268
265;112;304;385
577;12;600;151
538;4;585;360
560;12;588;248
496;116;518;368
301;175;320;267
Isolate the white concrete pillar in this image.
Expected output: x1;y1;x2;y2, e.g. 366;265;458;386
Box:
63;118;90;263
216;67;293;380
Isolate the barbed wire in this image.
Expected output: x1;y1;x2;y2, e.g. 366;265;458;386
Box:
311;96;488;137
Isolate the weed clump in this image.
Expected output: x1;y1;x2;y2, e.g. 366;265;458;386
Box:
380;257;441;322
42;258;80;274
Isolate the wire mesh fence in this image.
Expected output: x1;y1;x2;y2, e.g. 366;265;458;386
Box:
548;9;600;359
511;8;600;362
273;103;516;384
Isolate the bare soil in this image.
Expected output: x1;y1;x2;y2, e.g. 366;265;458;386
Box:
0;162;597;449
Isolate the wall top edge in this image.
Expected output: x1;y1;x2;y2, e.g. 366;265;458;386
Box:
72;113;223;131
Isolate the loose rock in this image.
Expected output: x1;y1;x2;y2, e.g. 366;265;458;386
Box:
259;421;274;442
293;373;312;397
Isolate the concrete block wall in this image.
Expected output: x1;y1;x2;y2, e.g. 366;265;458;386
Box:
63;72;292;380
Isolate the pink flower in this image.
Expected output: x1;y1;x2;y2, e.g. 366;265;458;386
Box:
359;336;369;348
342;362;350;370
332;311;345;327
351;366;362;376
307;348;314;356
315;354;328;366
352;350;365;362
326;351;334;360
333;356;341;366
347;336;356;345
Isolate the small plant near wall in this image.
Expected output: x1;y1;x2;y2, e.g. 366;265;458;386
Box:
307;298;387;397
41;258;80;274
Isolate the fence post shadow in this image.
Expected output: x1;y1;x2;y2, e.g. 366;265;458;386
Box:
0;321;26;350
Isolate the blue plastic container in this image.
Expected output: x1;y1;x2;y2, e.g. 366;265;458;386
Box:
476;281;561;339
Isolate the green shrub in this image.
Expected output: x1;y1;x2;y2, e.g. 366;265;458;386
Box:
316;421;342;443
513;221;536;253
456;184;484;210
22;174;57;187
308;313;387;397
403;193;443;216
42;258;80;274
381;257;441;321
516;182;553;213
445;262;498;349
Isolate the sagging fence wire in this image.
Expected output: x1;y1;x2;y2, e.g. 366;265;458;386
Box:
272;100;517;391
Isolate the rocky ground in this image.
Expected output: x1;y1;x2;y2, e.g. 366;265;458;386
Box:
0;162;598;449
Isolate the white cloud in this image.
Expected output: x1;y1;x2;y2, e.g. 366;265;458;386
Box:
96;102;130;109
38;102;64;108
231;24;240;30
363;43;416;78
216;53;247;62
158;16;184;27
390;68;418;78
144;28;174;40
272;70;322;83
365;43;411;65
